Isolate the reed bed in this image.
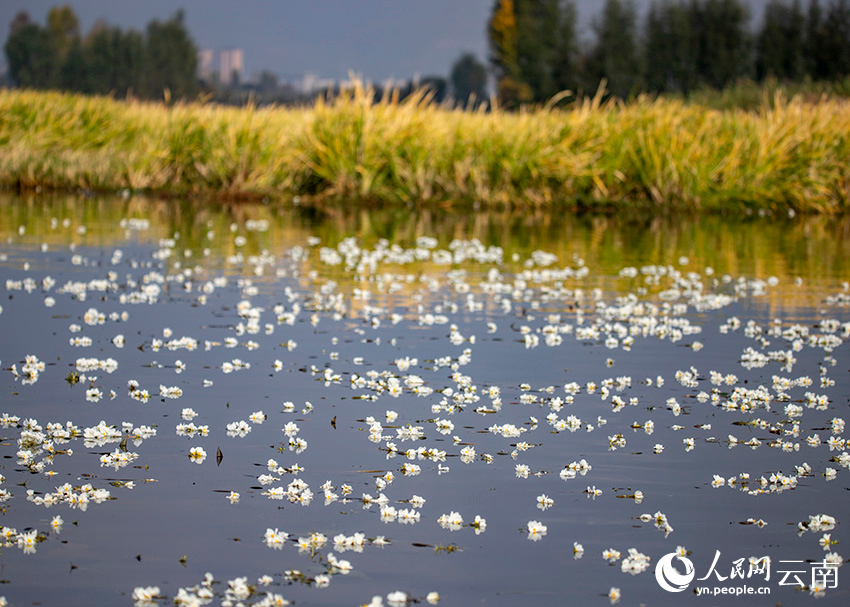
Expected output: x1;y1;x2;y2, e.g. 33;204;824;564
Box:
1;83;849;211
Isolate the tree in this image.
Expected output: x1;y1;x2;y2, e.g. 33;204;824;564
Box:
515;0;555;100
58;37;90;91
805;0;827;78
113;29;145;96
5;22;57;88
451;52;488;105
488;0;581;105
143;10;198;99
46;5;80;63
83;21;118;94
488;0;531;106
585;0;643;98
551;0;580;95
822;0;850;79
419;76;448;103
9;11;31;36
516;0;580;101
756;0;805;81
804;0;850;80
4;6;198;100
645;1;700;93
258;71;278;94
695;0;753;89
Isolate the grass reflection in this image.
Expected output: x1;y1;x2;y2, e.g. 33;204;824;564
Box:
3;193;848;314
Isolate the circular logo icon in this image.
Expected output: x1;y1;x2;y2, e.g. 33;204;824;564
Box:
655;552;695;592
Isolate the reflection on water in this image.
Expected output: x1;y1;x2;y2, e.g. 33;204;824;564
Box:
4;193;848;309
0;193;848;607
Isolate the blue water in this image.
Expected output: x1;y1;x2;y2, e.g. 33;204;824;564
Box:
0;195;848;607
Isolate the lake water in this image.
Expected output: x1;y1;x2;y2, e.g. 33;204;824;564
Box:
0;193;848;607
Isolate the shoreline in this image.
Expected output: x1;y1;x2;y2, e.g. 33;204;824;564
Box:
2;84;849;212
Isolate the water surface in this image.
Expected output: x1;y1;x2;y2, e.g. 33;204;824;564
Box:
0;194;848;607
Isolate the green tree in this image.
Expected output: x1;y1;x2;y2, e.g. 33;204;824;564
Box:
58;37;90;91
551;0;580;95
805;0;850;80
514;0;554;100
9;11;31;36
143;10;198;99
516;0;580;101
113;29;145;96
757;0;805;81
451;52;488;105
5;6;193;100
5;21;57;88
805;0;827;78
585;0;643;98
695;0;753;89
489;0;532;106
488;0;580;105
46;5;80;63
83;22;118;94
645;1;699;93
822;0;850;79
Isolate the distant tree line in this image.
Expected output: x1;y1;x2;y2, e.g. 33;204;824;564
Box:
489;0;850;105
3;5;463;108
4;5;198;99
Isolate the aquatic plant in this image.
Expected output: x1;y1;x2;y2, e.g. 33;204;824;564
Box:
1;83;849;211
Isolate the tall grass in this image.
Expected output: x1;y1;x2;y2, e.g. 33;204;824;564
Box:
1;82;849;211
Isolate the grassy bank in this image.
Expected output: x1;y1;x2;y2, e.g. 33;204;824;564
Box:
1;84;849;211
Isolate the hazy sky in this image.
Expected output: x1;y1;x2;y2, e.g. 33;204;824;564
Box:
2;1;770;83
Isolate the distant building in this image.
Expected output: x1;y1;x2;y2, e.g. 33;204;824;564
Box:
219;49;244;86
197;49;214;82
300;72;334;94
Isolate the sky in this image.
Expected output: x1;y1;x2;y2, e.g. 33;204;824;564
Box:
2;1;771;84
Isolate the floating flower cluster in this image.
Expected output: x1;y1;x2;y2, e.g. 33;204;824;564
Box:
3;222;848;606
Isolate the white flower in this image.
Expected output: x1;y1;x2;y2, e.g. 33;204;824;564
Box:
527;520;547;541
537;494;554;510
264;527;288;549
621;548;651;574
437;511;463;531
226;420;251;438
460;445;476;463
132;586;160;602
471;515;486;534
603;548;622;562
824;552;843;567
188;446;206;463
